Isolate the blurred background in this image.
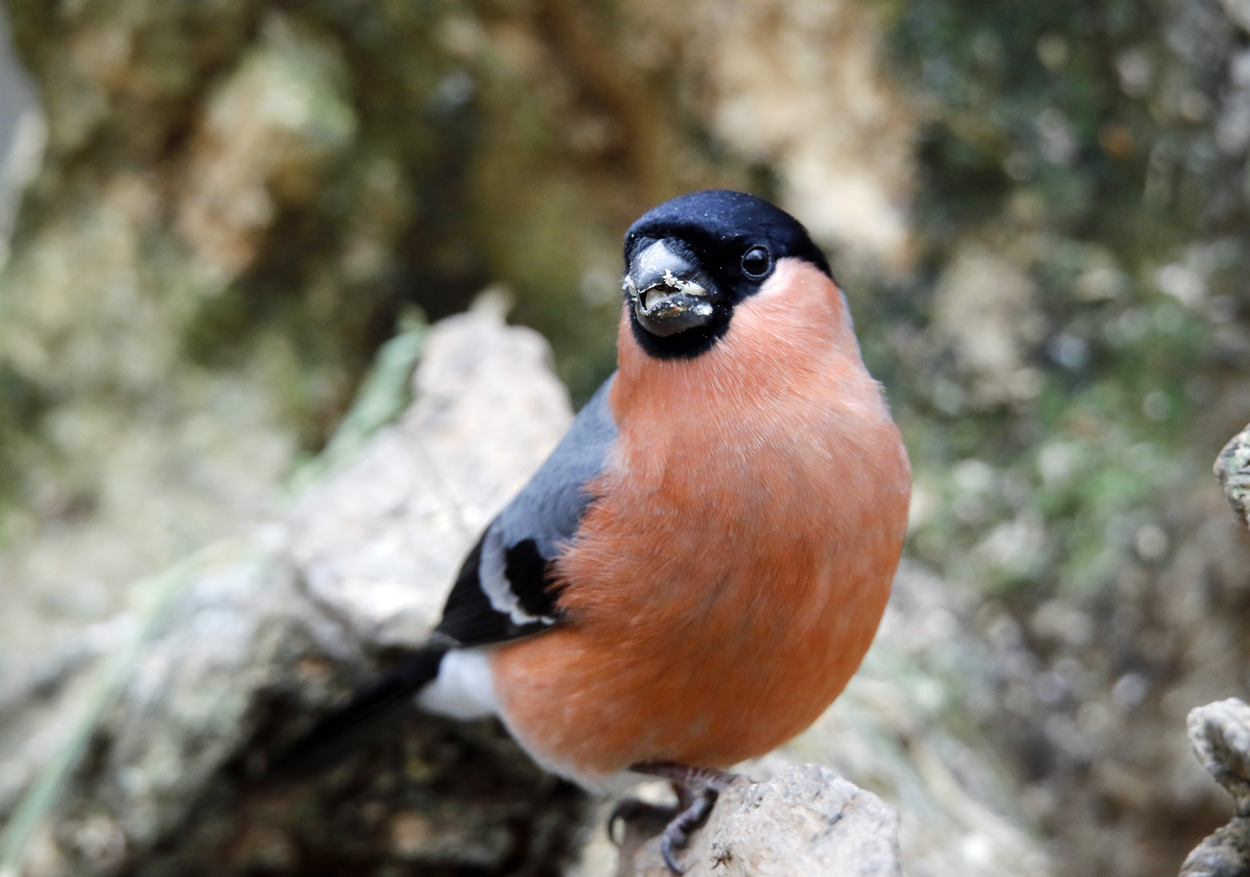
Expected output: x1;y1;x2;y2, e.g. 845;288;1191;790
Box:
0;0;1248;875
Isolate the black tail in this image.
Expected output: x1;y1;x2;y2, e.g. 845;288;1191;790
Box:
271;646;447;778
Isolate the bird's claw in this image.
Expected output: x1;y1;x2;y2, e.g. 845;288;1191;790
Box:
659;830;688;874
626;761;738;874
655;783;718;873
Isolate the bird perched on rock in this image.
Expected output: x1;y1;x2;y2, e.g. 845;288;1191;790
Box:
284;190;911;872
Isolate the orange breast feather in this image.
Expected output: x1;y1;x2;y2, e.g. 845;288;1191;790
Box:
490;259;911;787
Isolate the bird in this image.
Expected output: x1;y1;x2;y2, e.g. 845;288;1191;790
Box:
280;189;912;873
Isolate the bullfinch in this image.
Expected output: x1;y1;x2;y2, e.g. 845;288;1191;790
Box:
284;190;912;872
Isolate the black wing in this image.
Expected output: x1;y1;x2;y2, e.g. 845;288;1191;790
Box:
433;374;618;647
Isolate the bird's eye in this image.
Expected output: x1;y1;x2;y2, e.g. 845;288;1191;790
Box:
741;246;772;278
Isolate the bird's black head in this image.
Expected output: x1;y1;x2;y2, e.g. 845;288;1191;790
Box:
622;190;832;360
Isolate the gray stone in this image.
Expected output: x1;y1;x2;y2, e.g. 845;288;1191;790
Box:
1179;699;1250;877
618;766;903;877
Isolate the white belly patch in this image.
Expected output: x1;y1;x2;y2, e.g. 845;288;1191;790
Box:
416;648;500;720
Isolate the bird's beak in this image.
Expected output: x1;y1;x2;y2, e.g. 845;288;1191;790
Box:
623;240;715;337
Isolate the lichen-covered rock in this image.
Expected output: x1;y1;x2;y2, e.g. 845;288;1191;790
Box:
1187;699;1250;815
1179;698;1250;877
1215;425;1250;530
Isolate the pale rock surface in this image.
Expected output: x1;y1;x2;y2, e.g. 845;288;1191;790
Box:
618;766;903;877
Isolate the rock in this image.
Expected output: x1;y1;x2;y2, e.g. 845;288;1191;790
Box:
1179;699;1250;877
1214;425;1250;531
1220;0;1250;34
3;306;590;876
617;766;903;877
1187;699;1250;813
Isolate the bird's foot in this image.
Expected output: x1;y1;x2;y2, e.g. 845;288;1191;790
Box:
627;761;738;874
